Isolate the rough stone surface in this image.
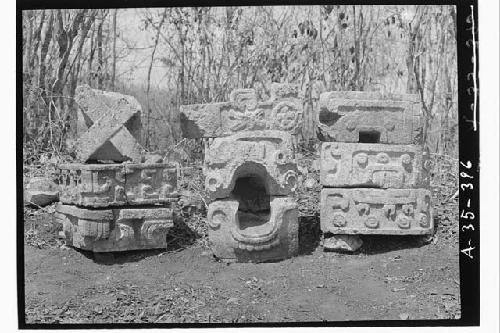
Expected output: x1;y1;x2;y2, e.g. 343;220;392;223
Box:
320;142;430;188
204;130;298;199
317;91;421;144
320;188;433;235
24;177;59;207
74;85;144;163
54;203;173;252
180;85;303;138
323;234;363;252
58;163;178;207
179;102;229;138
303;177;317;190
207;197;298;262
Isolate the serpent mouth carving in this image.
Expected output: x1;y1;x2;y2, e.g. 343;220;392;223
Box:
229;174;281;252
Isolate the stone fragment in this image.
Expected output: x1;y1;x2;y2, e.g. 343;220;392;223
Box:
207;197;298;262
303;177;317;190
24;177;59;207
320;142;430;188
180;86;303;138
58;163;178;207
320;188;433;235
317;91;421;144
204;130;299;199
74;85;144;163
54;203;173;252
179;102;228;138
323;234;363;252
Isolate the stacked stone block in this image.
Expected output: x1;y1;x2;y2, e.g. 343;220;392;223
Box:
180;84;302;262
55;85;178;252
318;92;433;247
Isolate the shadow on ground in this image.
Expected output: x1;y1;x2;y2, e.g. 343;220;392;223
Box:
358;235;429;255
298;214;436;256
298;214;321;256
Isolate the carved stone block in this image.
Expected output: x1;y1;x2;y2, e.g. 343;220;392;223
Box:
54;203;174;252
204;130;298;199
207;197;298;262
320;142;431;188
24;176;60;207
74;85;144;163
318;91;421;144
320;188;433;235
58;163;178;207
180;85;303;138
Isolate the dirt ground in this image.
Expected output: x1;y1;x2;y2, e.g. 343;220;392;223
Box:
23;208;460;324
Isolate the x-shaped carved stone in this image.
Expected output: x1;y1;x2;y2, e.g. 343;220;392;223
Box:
75;85;144;163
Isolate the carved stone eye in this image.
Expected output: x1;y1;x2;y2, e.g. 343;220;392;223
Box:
332;213;346;227
376;153;389;164
418;213;429;228
423;159;433;171
396;214;411;229
207;177;219;191
209;210;226;229
356;153;368;166
365;217;379;229
401;154;412;165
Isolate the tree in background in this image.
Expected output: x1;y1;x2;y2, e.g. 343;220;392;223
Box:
22;5;458;164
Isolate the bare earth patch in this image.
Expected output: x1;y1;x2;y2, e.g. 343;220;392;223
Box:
23;209;459;324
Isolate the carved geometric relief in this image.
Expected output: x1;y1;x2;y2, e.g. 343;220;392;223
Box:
207;197;298;262
320;188;433;235
180;84;303;138
54;203;174;252
317;91;421;144
204;130;298;199
320;142;430;188
58;163;178;207
74;84;144;163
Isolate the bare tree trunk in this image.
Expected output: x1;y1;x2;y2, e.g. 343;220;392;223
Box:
23;12;33;75
38;10;54;105
110;9;117;90
145;9;167;148
88;26;95;85
97;10;104;89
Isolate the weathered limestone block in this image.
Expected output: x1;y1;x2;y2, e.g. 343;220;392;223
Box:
318;91;421;144
180;85;303;138
54;203;173;252
58;163;178;207
320;188;433;235
207;197;298;262
24;177;59;207
204;130;298;199
320;142;431;188
74;85;144;163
